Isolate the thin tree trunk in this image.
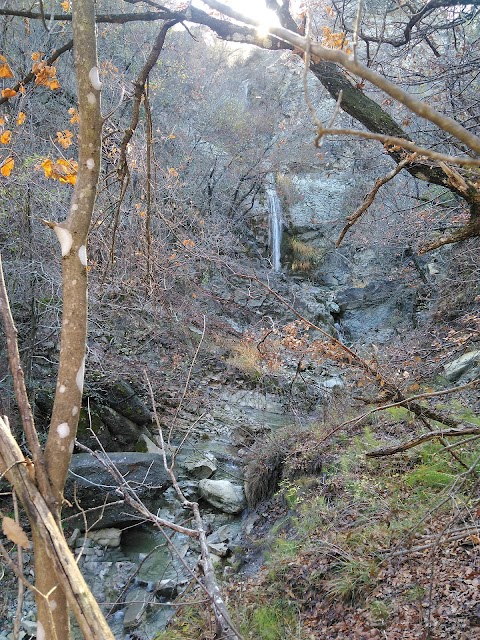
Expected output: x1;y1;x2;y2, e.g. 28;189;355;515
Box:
33;0;103;635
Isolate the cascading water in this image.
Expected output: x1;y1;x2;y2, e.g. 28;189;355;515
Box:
267;180;283;272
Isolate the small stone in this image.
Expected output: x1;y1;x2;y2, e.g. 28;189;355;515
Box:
154;578;178;598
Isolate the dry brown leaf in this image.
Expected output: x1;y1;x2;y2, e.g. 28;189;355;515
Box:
2;516;30;548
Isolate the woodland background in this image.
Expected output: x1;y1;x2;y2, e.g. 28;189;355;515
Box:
0;1;479;639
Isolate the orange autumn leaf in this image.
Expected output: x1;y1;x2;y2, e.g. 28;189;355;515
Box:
47;78;60;90
61;0;71;11
39;158;54;178
182;238;195;248
0;62;14;79
39;157;77;185
0;116;5;126
31;51;42;61
56;129;73;149
68;107;80;124
34;64;60;90
1;88;17;99
321;26;350;51
0;130;11;144
2;516;30;549
16;111;26;125
0;157;14;177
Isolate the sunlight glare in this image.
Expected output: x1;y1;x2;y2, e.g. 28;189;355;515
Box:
227;0;280;29
194;0;280;32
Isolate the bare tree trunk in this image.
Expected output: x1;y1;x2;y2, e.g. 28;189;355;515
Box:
31;0;103;635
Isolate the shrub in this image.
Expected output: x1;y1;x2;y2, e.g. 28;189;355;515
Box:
244;427;322;508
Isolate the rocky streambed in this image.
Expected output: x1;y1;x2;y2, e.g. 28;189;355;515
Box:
0;383;311;640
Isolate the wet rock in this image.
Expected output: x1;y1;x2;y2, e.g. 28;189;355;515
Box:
123;587;150;629
207;523;240;545
208;542;229;556
198;479;246;514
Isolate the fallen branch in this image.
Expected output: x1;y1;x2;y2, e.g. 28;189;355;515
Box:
341;378;480;428
366;426;480;457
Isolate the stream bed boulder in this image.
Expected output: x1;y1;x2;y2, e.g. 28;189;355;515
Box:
65;453;171;528
198;479;246;514
183;452;217;479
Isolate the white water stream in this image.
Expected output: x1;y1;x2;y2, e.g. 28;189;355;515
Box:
267;183;283;272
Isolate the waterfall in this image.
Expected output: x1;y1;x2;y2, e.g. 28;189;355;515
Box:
267;180;282;272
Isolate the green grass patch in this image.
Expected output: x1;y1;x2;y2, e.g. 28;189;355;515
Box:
241;601;299;640
405;464;455;489
384;406;414;421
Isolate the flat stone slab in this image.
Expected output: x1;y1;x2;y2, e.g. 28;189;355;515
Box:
65;453;170;528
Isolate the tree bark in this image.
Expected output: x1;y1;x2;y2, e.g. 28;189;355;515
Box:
33;0;103;636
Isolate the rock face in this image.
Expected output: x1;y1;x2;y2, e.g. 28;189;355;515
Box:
65;453;170;528
35;377;153;452
334;280;416;344
97;378;152;425
198;479;246;514
444;351;480;382
275;169;421;344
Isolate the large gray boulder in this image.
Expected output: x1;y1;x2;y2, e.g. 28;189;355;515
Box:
65;453;170;528
198;479;246;514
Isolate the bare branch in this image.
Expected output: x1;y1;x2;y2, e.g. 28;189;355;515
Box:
0;256;53;506
316;128;480;168
202;0;480;155
0;40;73;107
336;154;414;246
